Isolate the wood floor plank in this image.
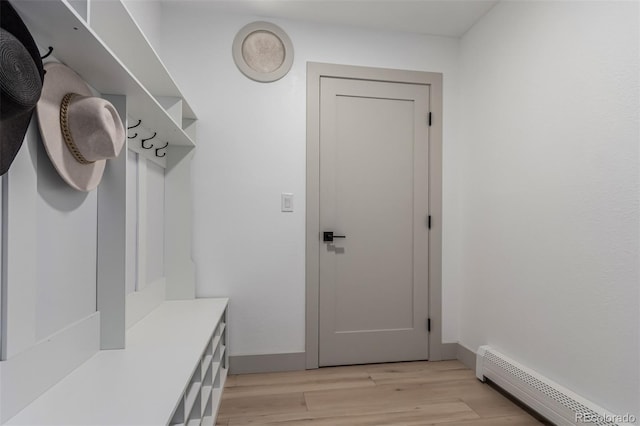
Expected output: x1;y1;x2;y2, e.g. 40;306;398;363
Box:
364;360;467;374
428;414;543;426
228;364;371;388
218;392;308;420
224;365;374;400
225;375;238;387
223;376;375;399
227;400;479;425
303;379;495;411
464;392;536;419
218;361;543;426
370;366;476;385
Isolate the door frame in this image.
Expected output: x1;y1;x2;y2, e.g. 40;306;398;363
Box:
306;62;444;369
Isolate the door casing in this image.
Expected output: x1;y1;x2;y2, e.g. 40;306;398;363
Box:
306;62;444;369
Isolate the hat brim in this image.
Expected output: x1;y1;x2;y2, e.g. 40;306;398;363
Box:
0;110;33;175
1;0;44;176
36;62;105;192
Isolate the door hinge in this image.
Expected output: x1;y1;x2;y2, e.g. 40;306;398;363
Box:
428;215;432;229
427;318;431;332
428;112;432;127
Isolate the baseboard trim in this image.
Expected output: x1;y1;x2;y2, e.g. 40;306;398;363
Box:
230;352;306;374
440;343;458;360
229;345;475;375
457;343;476;373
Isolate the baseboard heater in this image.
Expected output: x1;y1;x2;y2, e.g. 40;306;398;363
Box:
476;346;635;426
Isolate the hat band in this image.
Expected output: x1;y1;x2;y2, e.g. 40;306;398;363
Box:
60;93;94;165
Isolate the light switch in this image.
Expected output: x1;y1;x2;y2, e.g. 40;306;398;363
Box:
281;193;294;212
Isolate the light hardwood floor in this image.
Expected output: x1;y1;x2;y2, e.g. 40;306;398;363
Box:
217;360;544;425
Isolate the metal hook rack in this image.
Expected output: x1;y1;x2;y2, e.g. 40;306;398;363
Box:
140;132;156;149
40;46;54;59
155;142;169;158
127;119;142;130
125;119;170;160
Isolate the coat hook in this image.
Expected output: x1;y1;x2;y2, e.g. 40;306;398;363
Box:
127;133;137;139
127;119;142;130
155;142;169;158
140;132;156;149
40;46;53;59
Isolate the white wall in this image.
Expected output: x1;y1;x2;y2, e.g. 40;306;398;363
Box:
123;0;163;55
160;7;461;355
458;0;639;417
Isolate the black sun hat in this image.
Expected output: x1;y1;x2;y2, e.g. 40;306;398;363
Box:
0;0;45;175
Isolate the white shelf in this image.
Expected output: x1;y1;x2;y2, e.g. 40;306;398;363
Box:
12;0;196;148
211;347;226;380
220;345;227;359
89;0;196;121
217;322;226;337
210;388;223;420
201;385;213;415
184;381;202;420
211;361;222;380
210;369;228;421
6;299;228;426
211;335;222;353
201;354;213;376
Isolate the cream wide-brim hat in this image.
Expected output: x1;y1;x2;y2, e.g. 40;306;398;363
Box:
36;62;124;191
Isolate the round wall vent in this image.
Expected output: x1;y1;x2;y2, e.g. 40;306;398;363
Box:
232;21;294;83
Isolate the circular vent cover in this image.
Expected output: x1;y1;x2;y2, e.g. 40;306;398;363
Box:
232;21;294;83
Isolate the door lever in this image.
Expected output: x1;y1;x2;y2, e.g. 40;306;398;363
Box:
323;231;346;243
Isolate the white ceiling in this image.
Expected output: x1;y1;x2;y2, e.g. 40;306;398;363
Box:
163;1;498;37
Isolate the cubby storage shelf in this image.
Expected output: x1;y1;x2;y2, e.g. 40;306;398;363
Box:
184;379;202;420
5;299;229;426
170;314;228;426
12;0;196;148
210;377;227;422
202;354;214;373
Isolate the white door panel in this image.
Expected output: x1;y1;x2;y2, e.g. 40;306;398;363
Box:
319;77;430;366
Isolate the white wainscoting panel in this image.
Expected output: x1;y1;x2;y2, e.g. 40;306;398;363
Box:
126;277;166;329
146;160;165;285
0;312;100;423
1;125;38;360
126;150;138;296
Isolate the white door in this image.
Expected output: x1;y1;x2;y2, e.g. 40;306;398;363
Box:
319;76;430;367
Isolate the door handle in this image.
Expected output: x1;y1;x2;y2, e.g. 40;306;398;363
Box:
323;231;346;243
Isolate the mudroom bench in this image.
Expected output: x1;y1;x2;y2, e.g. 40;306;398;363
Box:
5;298;229;426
